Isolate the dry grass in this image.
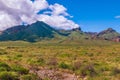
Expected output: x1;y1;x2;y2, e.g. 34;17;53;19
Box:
0;41;120;79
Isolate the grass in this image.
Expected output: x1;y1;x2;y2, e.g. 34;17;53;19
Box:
0;40;120;79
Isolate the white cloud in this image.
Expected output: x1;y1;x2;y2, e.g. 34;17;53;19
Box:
49;3;69;16
38;15;79;30
0;0;79;30
33;0;49;13
0;12;19;30
115;15;120;19
38;3;79;30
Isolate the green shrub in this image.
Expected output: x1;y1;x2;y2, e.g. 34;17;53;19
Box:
59;62;70;69
0;49;8;55
20;74;39;80
12;65;29;75
0;71;19;80
0;67;9;72
0;62;11;71
37;57;45;66
16;54;23;58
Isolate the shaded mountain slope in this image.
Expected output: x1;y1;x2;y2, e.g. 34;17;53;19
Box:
0;21;59;42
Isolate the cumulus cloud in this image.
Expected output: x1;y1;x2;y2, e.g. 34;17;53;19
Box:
38;3;79;30
0;0;79;30
49;3;69;16
38;15;79;30
0;11;19;30
33;0;49;13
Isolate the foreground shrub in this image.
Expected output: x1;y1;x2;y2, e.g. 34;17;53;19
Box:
16;54;23;58
12;65;29;75
111;67;120;75
72;61;81;71
48;58;58;66
80;64;97;77
59;62;70;69
0;71;19;80
20;74;39;80
0;62;11;71
0;49;8;55
37;57;45;66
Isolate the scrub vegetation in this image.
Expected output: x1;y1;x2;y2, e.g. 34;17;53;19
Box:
0;41;120;80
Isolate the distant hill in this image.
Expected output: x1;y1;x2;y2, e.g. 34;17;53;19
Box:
85;28;120;42
97;28;120;40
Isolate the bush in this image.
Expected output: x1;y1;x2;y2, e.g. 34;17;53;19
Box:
59;62;70;69
48;58;58;66
80;64;97;77
37;57;45;66
12;65;29;75
73;61;81;71
20;74;39;80
0;49;8;55
0;67;9;72
16;54;23;58
111;67;120;75
0;71;19;80
0;62;11;71
59;53;71;58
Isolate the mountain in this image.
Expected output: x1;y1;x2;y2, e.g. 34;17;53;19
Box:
0;21;59;42
96;28;120;40
0;21;88;42
0;21;120;42
86;28;120;42
67;27;89;40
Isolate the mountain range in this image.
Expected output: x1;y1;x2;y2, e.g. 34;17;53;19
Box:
0;21;120;42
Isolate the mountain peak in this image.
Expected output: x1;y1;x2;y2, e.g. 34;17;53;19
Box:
32;21;46;26
95;27;120;40
98;28;116;35
105;28;116;32
72;27;81;32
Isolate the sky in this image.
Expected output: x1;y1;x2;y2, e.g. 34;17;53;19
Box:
0;0;120;32
47;0;120;32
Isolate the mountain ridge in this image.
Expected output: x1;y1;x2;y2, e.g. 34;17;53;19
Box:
0;21;120;42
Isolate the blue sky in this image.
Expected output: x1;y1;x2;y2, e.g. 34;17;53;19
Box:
1;0;120;32
47;0;120;32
